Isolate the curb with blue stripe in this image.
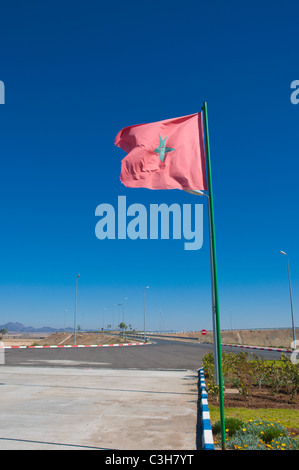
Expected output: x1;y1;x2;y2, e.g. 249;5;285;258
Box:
198;368;214;450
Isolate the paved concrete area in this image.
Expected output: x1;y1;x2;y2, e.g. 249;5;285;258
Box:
0;366;199;450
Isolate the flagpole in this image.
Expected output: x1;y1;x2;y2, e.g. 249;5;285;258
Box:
206;193;219;387
185;189;219;387
202;101;226;450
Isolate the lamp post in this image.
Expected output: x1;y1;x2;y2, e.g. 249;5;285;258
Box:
144;286;149;342
117;304;122;329
280;251;296;349
74;274;80;345
113;304;117;331
64;309;68;332
103;307;106;331
123;297;128;338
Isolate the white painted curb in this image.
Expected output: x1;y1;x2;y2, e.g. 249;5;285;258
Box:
3;342;148;349
198;368;214;450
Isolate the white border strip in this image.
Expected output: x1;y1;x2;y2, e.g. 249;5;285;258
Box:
3;342;148;349
198;368;214;450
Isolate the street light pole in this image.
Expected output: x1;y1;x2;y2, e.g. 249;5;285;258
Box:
103;307;106;331
74;274;80;345
280;251;296;349
117;304;122;329
123;297;128;338
144;286;149;342
113;304;117;331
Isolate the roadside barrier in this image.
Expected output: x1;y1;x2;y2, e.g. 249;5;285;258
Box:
3;342;148;349
202;341;292;353
198;368;214;450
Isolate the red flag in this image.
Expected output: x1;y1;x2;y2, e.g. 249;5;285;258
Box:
115;113;207;191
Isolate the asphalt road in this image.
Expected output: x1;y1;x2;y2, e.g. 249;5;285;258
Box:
3;338;288;369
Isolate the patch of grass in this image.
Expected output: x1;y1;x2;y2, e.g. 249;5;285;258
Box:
209;405;299;430
264;360;284;367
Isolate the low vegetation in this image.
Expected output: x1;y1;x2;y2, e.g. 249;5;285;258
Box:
212;418;299;450
203;351;299;402
202;351;299;450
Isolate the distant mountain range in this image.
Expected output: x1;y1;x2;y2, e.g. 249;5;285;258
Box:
0;322;72;333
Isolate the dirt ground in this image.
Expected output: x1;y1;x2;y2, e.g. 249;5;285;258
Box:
2;328;297;348
2;332;139;347
209;388;299;410
160;329;297;349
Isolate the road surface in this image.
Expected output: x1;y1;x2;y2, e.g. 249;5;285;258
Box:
0;338;291;450
3;338;288;369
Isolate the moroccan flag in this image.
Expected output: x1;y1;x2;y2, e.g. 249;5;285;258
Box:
114;112;207;191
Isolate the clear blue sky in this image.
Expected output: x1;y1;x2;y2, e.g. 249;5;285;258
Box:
0;0;298;333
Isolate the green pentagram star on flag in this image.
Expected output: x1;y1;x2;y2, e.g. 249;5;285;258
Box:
154;134;176;162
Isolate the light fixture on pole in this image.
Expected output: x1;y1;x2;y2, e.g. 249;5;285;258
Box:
280;251;296;349
74;274;80;345
144;286;149;342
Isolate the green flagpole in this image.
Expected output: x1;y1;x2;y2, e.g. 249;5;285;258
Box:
202;101;226;450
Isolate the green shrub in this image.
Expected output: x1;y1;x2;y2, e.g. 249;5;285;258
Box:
227;429;266;450
245;420;287;443
212;417;244;437
214;418;299;450
225;419;299;450
202;352;215;379
270;435;299;451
